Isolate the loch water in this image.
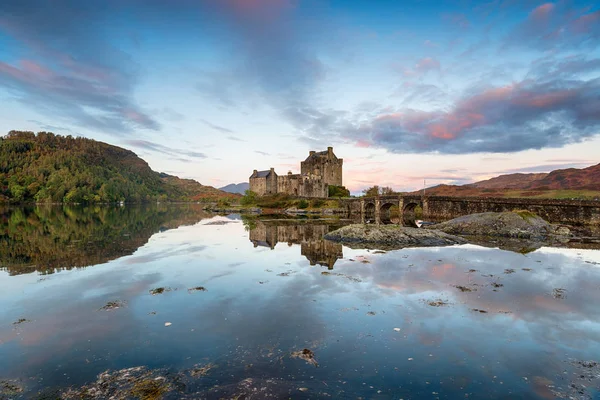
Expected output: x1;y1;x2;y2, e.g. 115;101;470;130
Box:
1;205;600;399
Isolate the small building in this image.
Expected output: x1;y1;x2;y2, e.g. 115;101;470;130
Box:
249;168;277;196
249;147;343;198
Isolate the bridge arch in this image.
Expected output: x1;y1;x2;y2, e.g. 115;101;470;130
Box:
363;202;376;223
401;201;422;227
359;196;428;225
380;200;399;224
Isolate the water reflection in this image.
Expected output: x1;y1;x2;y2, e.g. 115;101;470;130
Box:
1;209;599;399
248;219;345;269
0;204;209;275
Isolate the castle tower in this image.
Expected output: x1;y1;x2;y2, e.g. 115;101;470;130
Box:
300;147;343;186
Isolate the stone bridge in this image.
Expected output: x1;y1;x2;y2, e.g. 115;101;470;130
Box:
343;195;600;225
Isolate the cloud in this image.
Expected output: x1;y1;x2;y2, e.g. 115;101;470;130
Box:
0;1;160;134
27;120;75;134
254;150;270;156
504;3;600;50
123;139;206;159
527;55;600;81
396;57;442;78
196;70;243;108
160;108;185;122
345;74;600;154
199;119;234;134
442;13;470;29
194;0;326;114
394;82;449;108
0;0;324;136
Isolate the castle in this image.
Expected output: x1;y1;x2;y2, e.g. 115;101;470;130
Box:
249;147;343;198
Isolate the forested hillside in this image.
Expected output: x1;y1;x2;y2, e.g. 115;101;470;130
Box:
0;130;235;204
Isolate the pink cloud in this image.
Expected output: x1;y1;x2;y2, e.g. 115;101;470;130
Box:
442;13;470;29
513;90;575;108
415;57;441;73
363;77;585;147
569;10;600;34
397;57;441;78
19;60;54;79
0;61;30;82
531;3;555;20
0;57;158;130
216;0;295;24
121;108;156;127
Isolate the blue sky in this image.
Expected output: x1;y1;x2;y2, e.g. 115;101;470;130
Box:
1;0;599;193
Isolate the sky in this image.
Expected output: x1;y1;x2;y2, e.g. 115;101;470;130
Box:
0;0;599;194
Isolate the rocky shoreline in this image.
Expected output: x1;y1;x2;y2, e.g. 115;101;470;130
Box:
324;212;575;250
323;224;466;250
425;211;570;239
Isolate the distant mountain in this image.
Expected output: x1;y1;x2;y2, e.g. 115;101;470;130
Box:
220;182;249;194
526;163;600;190
470;173;549;189
411;163;600;198
0;130;237;204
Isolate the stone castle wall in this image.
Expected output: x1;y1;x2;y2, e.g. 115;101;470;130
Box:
249;177;267;196
277;174;301;196
276;174;328;198
265;172;277;195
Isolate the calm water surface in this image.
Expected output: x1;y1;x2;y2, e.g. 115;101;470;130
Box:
1;205;600;399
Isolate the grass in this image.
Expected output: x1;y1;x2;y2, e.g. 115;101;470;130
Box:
130;378;168;400
504;189;600;200
421;186;600;200
242;193;343;210
512;209;538;221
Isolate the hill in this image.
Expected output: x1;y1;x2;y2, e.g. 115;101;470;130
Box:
220;182;249;194
160;174;240;201
0;130;237;204
527;164;600;191
470;173;548;189
411;163;600;199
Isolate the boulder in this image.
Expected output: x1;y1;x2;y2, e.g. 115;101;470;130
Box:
426;211;570;239
324;224;466;249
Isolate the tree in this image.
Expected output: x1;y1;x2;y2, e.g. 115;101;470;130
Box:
9;183;25;202
241;190;258;206
362;185;380;197
328;185;350;198
362;185;395;197
297;199;309;209
381;186;395;195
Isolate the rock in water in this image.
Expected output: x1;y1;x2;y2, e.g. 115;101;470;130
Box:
426;211;570;239
323;224;466;249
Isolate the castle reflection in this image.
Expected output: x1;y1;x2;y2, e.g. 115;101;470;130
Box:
248;220;344;269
